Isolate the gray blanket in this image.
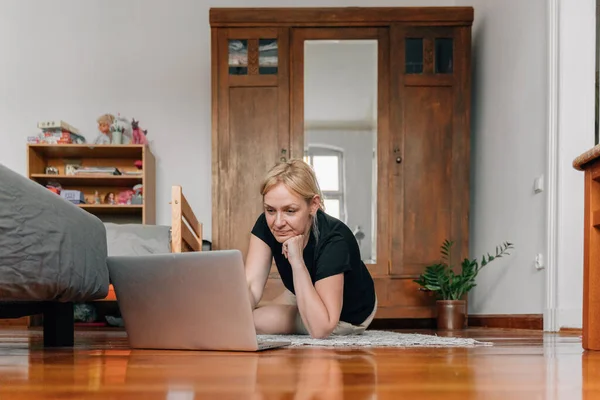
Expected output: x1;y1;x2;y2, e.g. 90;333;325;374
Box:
0;163;109;302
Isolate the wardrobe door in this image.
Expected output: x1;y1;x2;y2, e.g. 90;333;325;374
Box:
289;27;391;279
212;27;290;261
389;26;471;314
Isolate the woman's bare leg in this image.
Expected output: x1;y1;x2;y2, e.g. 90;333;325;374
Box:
253;289;299;334
253;304;298;334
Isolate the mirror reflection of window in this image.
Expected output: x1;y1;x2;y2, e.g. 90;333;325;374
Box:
304;149;344;221
304;39;378;263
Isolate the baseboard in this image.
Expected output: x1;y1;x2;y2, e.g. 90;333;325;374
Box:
369;314;543;330
559;327;582;334
468;314;543;330
369;318;436;330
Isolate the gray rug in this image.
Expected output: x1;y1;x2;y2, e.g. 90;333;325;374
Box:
257;330;493;348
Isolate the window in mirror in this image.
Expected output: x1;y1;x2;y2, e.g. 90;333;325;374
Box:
313;155;340;191
304;149;345;221
304;39;377;264
324;199;340;220
259;39;278;75
229;39;248;75
405;38;423;74
435;38;453;74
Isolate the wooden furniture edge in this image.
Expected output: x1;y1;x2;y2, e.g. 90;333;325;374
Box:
171;185;203;253
573;143;600;171
209;7;474;26
143;145;156;224
573;147;600;350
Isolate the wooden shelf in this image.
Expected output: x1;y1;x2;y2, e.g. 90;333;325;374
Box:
31;174;142;187
78;204;143;215
27;143;155;225
27;144;146;159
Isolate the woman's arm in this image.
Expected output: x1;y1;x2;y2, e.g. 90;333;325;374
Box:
245;234;273;309
292;265;344;338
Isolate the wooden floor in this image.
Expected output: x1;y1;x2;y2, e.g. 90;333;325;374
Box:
0;327;595;399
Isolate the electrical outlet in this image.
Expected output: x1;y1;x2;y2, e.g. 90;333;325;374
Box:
535;253;545;270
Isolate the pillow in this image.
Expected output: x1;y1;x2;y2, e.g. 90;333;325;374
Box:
104;223;171;256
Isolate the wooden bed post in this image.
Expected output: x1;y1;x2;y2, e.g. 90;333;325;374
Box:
171;186;183;253
171;185;203;253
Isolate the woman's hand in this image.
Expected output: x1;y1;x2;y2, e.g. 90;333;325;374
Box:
282;235;304;266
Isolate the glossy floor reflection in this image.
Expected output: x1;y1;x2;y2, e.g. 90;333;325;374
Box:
0;327;595;399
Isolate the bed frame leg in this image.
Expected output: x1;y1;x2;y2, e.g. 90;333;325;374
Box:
43;302;74;347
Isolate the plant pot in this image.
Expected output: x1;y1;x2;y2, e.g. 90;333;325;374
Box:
436;300;466;330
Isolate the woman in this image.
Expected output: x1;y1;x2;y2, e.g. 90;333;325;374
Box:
245;159;377;339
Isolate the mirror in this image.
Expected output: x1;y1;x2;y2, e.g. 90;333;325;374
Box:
303;39;378;263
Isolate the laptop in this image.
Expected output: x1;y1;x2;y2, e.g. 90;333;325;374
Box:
106;250;290;352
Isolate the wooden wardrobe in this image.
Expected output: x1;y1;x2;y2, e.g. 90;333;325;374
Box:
210;7;473;320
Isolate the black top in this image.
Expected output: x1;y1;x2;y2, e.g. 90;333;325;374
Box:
251;209;376;325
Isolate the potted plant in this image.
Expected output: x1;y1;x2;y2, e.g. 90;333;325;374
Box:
413;239;514;330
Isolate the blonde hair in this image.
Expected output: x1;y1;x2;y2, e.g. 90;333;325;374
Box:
97;114;115;125
260;159;324;240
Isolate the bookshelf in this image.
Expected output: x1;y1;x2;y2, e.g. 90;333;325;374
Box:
27;144;155;224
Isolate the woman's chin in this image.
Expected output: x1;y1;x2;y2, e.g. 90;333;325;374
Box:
273;232;292;242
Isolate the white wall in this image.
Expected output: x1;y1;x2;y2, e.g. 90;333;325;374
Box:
458;0;596;326
556;0;596;329
456;0;549;315
0;0;455;242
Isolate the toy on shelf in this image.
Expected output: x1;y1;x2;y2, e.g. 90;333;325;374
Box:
132;184;143;204
104;192;116;205
110;122;124;144
62;190;86;205
45;181;62;195
131;119;148;145
117;190;134;205
29;120;85;144
93;114;115;145
94;113;136;145
45;166;58;175
31;114;150;146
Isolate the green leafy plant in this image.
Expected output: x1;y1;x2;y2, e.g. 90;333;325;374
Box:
413;239;514;300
